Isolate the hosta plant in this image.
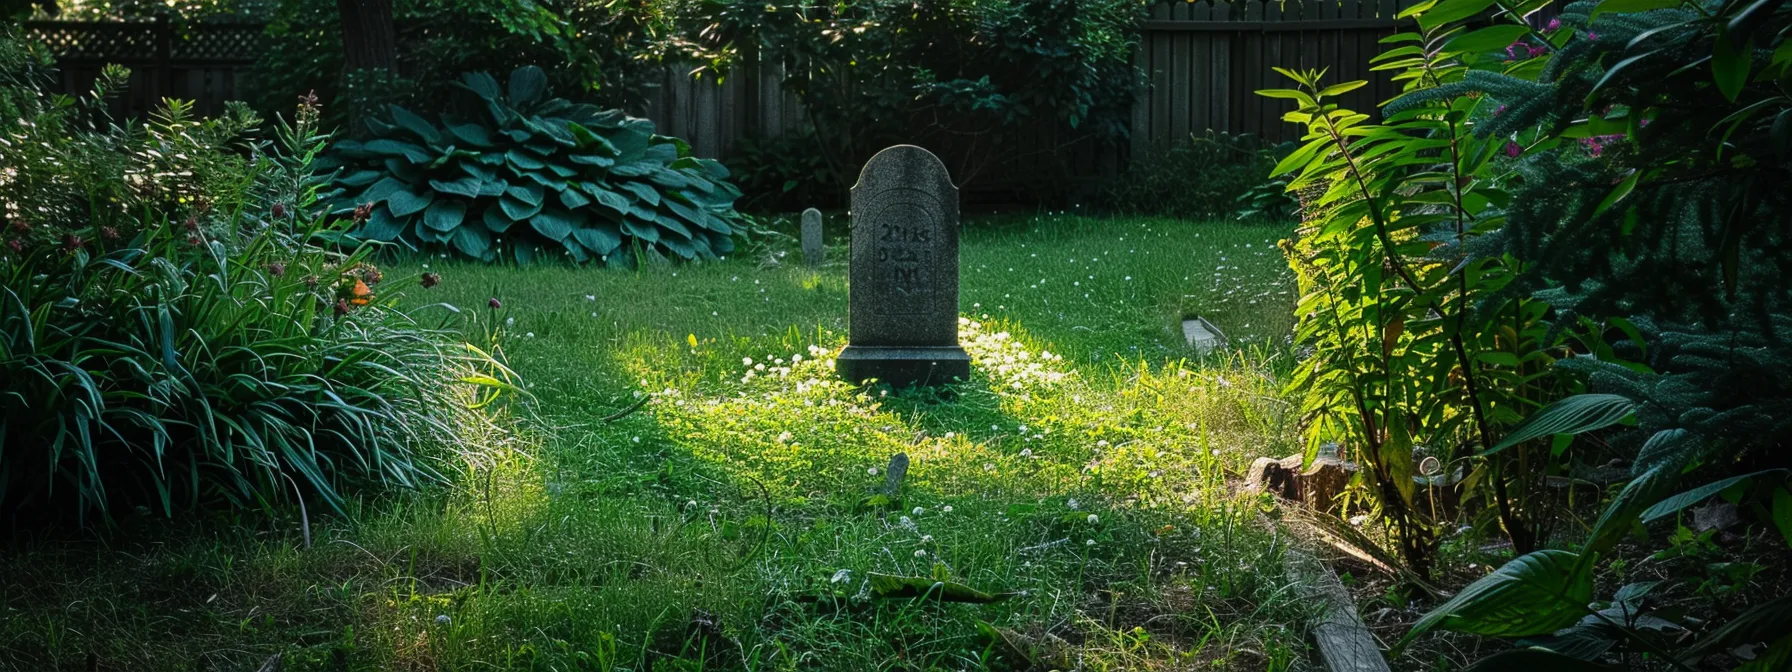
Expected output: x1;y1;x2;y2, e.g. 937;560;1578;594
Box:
323;66;744;265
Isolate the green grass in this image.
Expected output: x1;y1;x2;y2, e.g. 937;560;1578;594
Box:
0;215;1312;671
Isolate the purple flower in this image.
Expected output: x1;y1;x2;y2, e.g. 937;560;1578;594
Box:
1505;141;1522;158
1587;31;1599;40
1546;17;1561;31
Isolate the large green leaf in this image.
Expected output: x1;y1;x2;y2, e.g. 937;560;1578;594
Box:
338;170;381;188
618;181;661;206
1446;25;1533;54
451;223;492;260
572;223;623;256
358;177;408;205
1461;648;1616;671
364;139;432;164
388;105;443;145
508;65;549;107
559;188;591;210
356;205;404;241
1401;550;1593;645
386;188;435;218
581;183;630;216
507;149;546;171
459;71;501;101
1640;470;1786;523
1582;464;1679;557
422;200;467;232
446;122;494;148
500;194;542;222
1486;394;1635;455
529;209;580;241
621;217;661;243
1417;0;1498;30
482;206;516;233
506;183;545;207
429;176;484;198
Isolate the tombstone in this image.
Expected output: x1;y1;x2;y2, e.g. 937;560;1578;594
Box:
801;208;825;267
1181;314;1228;355
836;146;971;387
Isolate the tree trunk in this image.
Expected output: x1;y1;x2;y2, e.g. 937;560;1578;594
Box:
337;0;398;73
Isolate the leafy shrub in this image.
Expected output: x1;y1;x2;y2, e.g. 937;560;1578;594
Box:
685;0;1141;195
1099;131;1292;221
725;126;845;212
252;0;673;128
0;48;483;521
323;66;744;265
1266;0;1792;665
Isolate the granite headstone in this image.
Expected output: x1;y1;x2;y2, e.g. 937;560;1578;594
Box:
801;208;824;267
835;145;971;387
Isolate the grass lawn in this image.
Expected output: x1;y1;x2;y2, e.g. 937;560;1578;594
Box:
1;215;1313;671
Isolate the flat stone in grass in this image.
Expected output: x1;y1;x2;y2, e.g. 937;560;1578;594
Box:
801;208;824;267
836;145;971;387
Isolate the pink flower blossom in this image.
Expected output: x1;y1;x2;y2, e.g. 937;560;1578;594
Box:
1546;18;1561;31
1505;141;1522;157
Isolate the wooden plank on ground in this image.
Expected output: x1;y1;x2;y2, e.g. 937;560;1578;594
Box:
1284;548;1395;672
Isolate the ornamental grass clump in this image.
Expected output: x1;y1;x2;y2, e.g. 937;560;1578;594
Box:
0;40;494;523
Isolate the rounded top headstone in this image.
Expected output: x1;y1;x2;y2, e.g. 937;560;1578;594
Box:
853;145;958;195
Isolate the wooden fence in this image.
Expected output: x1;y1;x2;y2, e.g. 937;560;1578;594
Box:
24;2;1446;179
25;17;264;120
1132;0;1428;151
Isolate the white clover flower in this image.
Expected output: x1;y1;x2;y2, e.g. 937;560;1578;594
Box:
1087;514;1100;525
1019;448;1032;458
911;506;925;516
505;317;515;326
525;332;535;338
632;436;641;443
941;505;954;513
920;534;933;543
914;549;927;558
776;431;792;443
1067;498;1080;510
743;357;754;366
1085;539;1096;547
435;614;451;626
868;466;880;476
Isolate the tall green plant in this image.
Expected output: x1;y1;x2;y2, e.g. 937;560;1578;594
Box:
0;50;495;521
1266;0;1792;665
1263;0;1589;572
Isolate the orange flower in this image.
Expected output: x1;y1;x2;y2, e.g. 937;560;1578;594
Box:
347;279;374;306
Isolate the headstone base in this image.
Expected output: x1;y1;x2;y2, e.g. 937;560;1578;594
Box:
836;345;971;387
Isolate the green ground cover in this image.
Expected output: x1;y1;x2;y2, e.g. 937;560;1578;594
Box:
1;215;1313;671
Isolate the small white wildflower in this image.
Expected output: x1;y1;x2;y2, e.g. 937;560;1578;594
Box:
1085;539;1096;547
1087;514;1100;525
505;317;515;326
1067;498;1080;510
920;534;934;543
941;505;954;513
1019;448;1032;458
911;506;925;516
776;431;793;443
435;614;451;626
868;466;880;476
743;357;754;366
632;436;641;443
830;569;852;584
585;294;596;301
525;332;535;338
1096;439;1109;447
914;549;927;558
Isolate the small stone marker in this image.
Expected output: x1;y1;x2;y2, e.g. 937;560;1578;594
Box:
801;208;825;267
836;145;971;387
1181;315;1228;354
